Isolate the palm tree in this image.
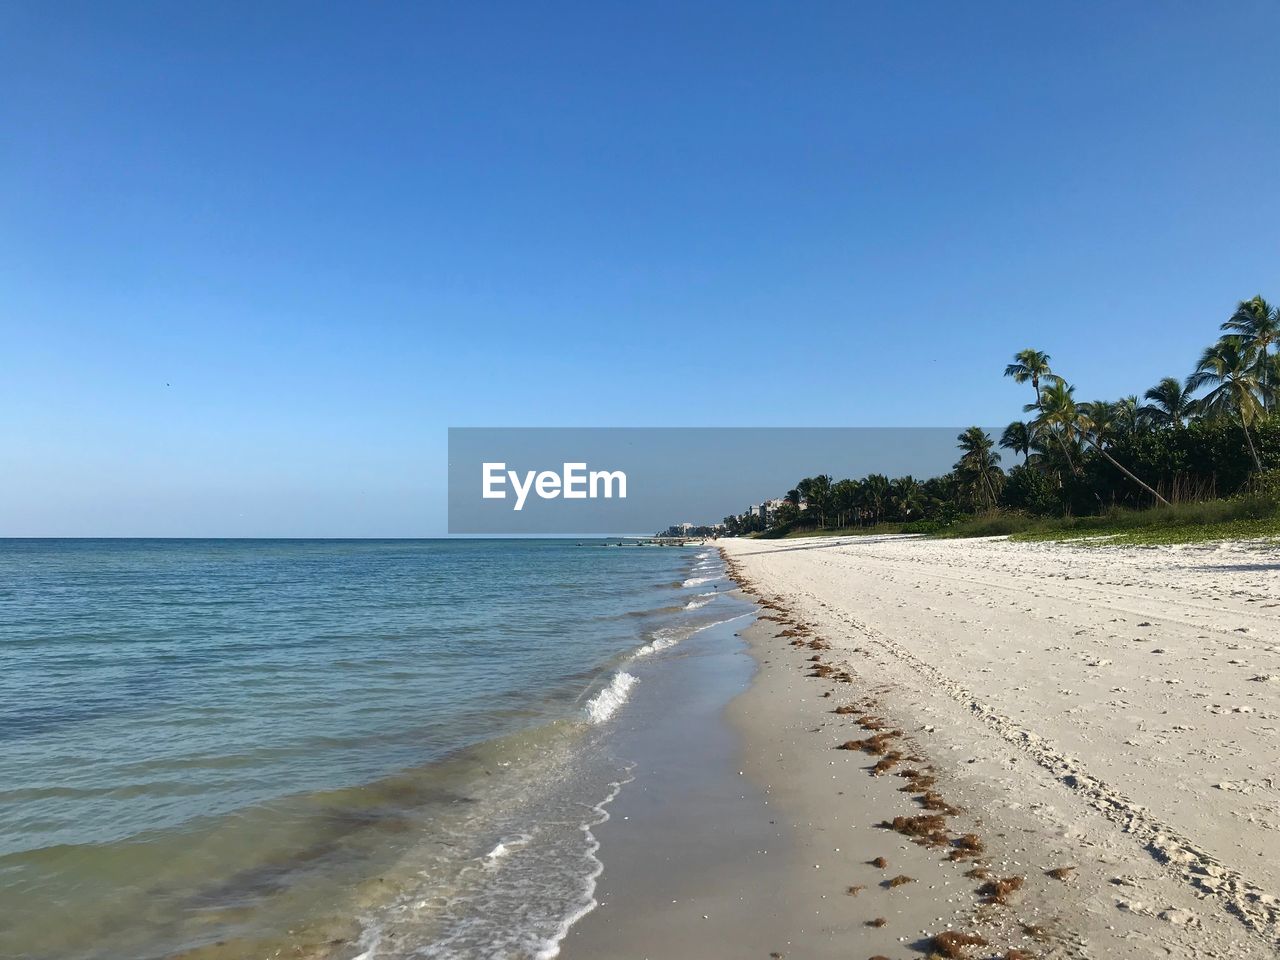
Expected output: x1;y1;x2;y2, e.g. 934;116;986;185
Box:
1187;338;1265;471
1031;381;1081;474
831;478;859;528
861;474;891;525
1221;295;1279;411
954;427;1003;509
1031;382;1166;504
1071;399;1171;506
889;475;924;520
1115;395;1145;435
1004;349;1059;408
999;421;1033;462
797;475;833;527
1140;377;1196;428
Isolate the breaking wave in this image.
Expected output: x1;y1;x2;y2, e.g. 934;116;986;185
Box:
583;672;638;724
681;575;714;588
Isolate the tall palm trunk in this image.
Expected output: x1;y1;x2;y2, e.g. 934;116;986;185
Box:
980;468;999;510
1084;438;1170;506
1242;417;1263;472
1262;361;1269;414
1259;338;1273;414
1051;426;1077;475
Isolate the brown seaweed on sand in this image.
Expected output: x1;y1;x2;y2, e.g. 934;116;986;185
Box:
886;874;914;888
871;751;904;774
930;931;990;958
883;814;947;837
865;917;887;928
947;833;984;859
920;791;959;814
898;770;938;792
833;705;859;714
870;856;888;869
978;875;1025;904
846;884;865;896
880;825;950;849
1045;865;1075;881
837;732;899;755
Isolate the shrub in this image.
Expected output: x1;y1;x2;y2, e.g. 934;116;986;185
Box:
1000;463;1061;516
901;519;943;535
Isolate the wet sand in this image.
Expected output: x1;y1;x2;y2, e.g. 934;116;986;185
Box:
564;597;1035;958
559;614;800;959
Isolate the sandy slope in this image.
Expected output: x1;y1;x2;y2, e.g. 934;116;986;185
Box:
721;534;1280;958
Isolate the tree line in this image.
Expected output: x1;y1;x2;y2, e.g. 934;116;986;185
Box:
721;295;1279;536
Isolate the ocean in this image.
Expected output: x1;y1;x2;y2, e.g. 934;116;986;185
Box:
0;539;753;960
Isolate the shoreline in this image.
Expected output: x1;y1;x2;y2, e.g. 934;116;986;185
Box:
566;533;1279;959
11;536;1277;959
566;580;1046;960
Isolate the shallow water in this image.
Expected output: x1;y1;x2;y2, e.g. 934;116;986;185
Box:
0;539;745;959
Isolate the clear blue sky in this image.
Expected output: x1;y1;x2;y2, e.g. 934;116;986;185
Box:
3;2;1277;536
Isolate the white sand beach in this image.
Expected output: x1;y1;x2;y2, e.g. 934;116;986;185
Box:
714;533;1280;959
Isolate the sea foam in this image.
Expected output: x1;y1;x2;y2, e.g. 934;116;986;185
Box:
631;612;752;660
482;834;530;863
631;627;681;658
681;575;715;588
583;672;637;724
530;770;633;959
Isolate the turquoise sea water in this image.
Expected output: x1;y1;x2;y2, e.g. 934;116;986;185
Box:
0;539;749;960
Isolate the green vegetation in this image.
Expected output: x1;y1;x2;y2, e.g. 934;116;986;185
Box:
723;294;1280;546
767;521;909;540
756;495;1280;545
946;495;1280;545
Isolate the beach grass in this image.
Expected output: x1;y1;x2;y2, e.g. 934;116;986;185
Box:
1013;512;1280;546
955;496;1280;546
760;495;1280;547
773;522;907;540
